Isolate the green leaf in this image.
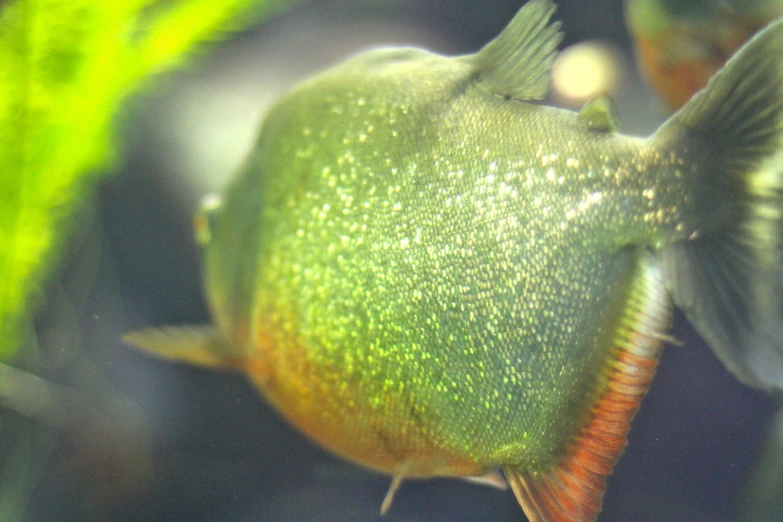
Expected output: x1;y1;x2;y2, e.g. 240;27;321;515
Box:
0;0;297;360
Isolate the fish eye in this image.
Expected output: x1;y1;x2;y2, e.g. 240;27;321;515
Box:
194;194;222;246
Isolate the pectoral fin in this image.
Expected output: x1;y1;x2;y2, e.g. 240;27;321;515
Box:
123;326;238;370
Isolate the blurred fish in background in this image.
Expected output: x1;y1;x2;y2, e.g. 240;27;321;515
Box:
625;0;783;111
9;1;782;521
4;214;154;521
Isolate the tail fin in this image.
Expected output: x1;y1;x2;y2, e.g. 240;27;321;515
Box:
654;18;783;390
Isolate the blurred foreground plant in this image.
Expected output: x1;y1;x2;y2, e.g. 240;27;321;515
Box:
0;0;295;359
0;0;297;518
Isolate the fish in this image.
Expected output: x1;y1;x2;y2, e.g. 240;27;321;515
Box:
124;1;783;520
625;0;783;110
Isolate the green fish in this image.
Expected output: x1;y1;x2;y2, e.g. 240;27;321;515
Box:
125;1;783;520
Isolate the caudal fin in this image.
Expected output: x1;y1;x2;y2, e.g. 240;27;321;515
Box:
654;18;783;390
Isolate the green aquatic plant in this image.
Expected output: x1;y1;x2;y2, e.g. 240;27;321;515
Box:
0;0;295;360
0;0;296;518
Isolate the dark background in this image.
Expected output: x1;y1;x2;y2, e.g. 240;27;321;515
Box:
18;1;781;520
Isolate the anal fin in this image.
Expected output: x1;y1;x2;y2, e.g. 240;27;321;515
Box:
504;258;671;521
461;469;508;490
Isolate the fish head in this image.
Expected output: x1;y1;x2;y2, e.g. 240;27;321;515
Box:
196;160;265;350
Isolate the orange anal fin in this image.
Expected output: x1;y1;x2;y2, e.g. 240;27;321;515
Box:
504;324;668;521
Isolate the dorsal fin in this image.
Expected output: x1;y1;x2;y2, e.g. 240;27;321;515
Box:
123;325;239;369
578;94;620;133
469;0;562;100
504;256;671;521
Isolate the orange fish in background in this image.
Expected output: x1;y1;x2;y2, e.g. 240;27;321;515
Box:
626;0;783;110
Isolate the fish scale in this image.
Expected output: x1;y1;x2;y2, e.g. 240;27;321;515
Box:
255;81;640;467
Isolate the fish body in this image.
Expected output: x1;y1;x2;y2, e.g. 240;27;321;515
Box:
224;51;664;474
126;1;783;520
626;0;783;110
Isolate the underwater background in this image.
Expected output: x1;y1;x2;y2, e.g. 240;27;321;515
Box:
16;0;782;520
